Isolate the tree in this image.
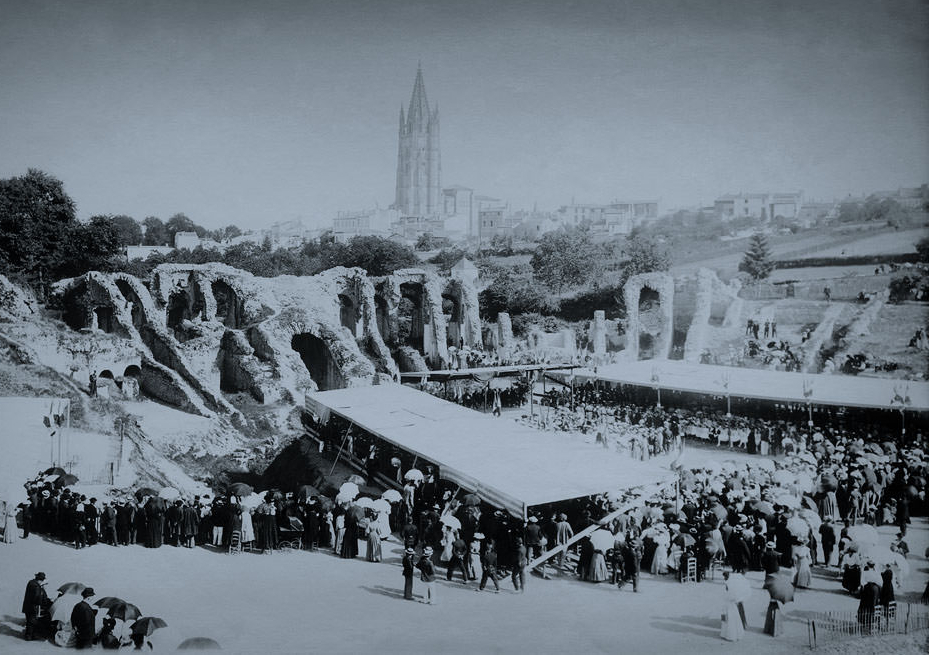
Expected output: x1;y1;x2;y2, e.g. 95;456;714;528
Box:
106;214;142;247
530;228;600;292
739;232;774;279
165;213;205;243
0;168;78;289
621;233;671;278
142;216;169;245
916;236;929;263
414;233;450;251
56;216;122;278
338;236;418;276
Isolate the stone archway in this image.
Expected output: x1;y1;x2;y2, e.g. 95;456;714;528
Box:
291;332;346;391
398;282;426;354
211;279;243;329
115;280;145;329
623;272;675;360
338;294;357;336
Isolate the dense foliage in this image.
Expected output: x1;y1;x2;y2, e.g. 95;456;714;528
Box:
739;232;774;280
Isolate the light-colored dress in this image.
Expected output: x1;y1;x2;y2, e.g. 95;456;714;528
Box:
366;522;382;562
375;509;391;540
794;545;812;588
2;501;17;544
721;582;745;641
241;510;255;544
468;541;483;580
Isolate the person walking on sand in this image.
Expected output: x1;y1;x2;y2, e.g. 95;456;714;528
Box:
477;540;501;593
22;572;49;641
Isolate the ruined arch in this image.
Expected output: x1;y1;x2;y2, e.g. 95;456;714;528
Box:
338;293;357;336
398;282;426;354
98;369;114;380
211;279;243;329
115;279;145;329
123;364;141;379
623;272;675;360
291;332;346;391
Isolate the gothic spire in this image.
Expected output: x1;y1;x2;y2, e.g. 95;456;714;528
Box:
407;64;429;128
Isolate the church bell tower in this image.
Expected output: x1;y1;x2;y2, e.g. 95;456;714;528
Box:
393;65;441;217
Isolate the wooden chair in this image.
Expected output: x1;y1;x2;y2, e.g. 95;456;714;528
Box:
683;557;698;584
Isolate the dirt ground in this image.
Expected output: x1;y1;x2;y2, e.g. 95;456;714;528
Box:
1;512;925;654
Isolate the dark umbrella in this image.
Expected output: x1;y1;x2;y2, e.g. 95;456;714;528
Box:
44;467;67;476
58;582;87;595
763;575;795;604
178;637;222;650
135;487;158;501
130;617;168;636
107;602;142;622
56;473;79;487
227;482;253;497
94;596;129;609
462;493;481;507
347;505;365;522
819;474;838;492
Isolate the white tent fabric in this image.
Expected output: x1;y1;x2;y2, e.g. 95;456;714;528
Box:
572;361;929;411
308;384;673;518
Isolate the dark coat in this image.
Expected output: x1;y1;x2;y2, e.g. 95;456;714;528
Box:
761;548;780;575
22;579;48;614
70;599;96;638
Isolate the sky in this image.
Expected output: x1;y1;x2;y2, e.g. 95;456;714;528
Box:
0;0;927;230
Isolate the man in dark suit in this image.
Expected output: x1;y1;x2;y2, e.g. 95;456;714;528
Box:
762;541;780;576
70;587;97;649
22;572;49;641
402;547;416;600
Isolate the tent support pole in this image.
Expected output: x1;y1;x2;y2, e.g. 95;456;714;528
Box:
328;422;354;477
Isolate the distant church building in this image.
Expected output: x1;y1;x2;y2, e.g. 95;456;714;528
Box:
393;66;441;217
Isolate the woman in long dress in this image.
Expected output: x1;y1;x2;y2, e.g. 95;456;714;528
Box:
340;511;358;559
366;517;382;562
588;547;609;582
468;536;483;581
333;511;345;554
241;508;255;548
721;573;745;642
793;541;812;588
1;500;16;544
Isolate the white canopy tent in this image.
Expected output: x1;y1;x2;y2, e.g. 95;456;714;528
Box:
571;361;929;411
307;384;673;518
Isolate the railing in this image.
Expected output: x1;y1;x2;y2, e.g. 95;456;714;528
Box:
808;602;929;649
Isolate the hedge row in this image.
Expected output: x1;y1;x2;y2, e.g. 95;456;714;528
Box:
773;252;921;269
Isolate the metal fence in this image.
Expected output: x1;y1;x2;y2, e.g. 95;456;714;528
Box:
809;602;929;649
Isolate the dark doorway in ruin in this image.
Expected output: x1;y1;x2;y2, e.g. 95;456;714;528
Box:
99;369;114;380
442;293;461;348
167;291;188;332
291;333;346;391
212;280;242;329
637;286;662;360
115;280;145;329
398;283;425;354
123;364;141;379
638;287;660;312
338;294;357;336
374;293;392;345
94;306;115;333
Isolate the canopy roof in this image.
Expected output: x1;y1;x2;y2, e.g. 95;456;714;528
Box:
573;361;929;411
307;384;672;518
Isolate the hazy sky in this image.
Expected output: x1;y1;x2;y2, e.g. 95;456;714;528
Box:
1;0;927;229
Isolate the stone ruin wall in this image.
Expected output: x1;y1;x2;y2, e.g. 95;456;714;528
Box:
37;263;483;416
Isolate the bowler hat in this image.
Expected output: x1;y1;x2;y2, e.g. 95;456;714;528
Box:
81;588;95;598
35;572;46;580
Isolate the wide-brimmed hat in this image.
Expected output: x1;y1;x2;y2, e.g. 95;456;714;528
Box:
528;516;538;523
473;533;485;540
405;547;415;554
766;541;776;548
423;547;433;555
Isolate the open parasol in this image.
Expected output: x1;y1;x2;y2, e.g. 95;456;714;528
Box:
773;495;800;509
130;616;168;636
589;529;615;552
296;484;322;501
462;493;482;507
56;473;80;487
751;500;775;516
107;601;142;622
440;515;461;530
371;498;391;513
50;594;83;622
674;533;696;548
345;474;366;486
404;469;424;482
763;575;795;604
381;489;402;503
135;487;158;501
177;637;222;650
159;487;180;501
227;482;253;497
338;482;359;499
847;524;879;546
785;516;809;540
353;496;374;509
57;581;87;595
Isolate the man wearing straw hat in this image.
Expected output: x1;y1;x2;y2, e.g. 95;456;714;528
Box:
402;547;417;600
418;547;437;604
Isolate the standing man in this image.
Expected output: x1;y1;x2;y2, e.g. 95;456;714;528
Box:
22;572;49;641
477;541;501;592
70;587;97;649
402;547;416;600
554;513;574;569
512;537;528;593
418;547;437;605
819;518;836;566
624;530;643;592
